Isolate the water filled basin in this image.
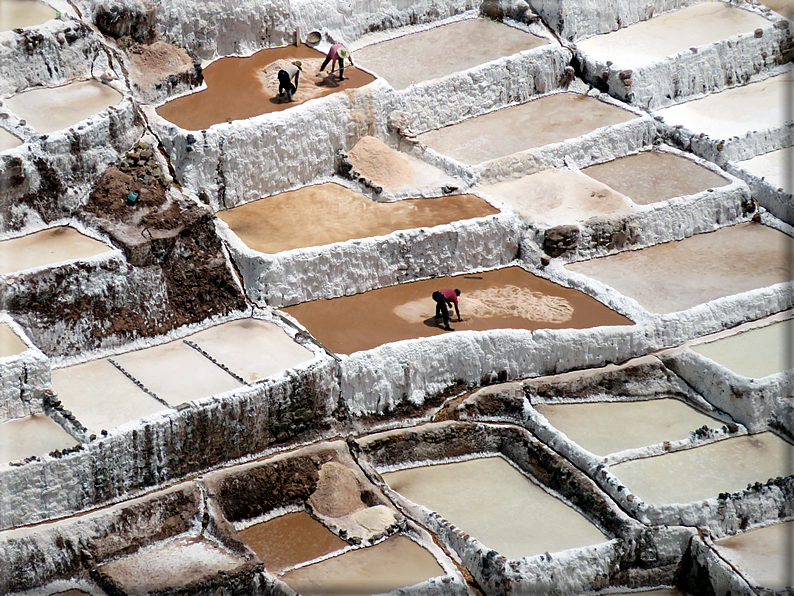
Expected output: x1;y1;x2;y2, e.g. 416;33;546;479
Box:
0;226;112;275
0;414;77;463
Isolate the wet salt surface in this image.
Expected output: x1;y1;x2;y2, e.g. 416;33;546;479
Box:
582;151;730;205
51;360;167;435
97;534;247;593
480;168;635;224
654;71;792;139
610;432;792;505
239;511;347;574
576;2;771;69
714;521;793;590
0;128;22;152
759;0;794;15
156;45;375;130
280;534;444;594
0;323;26;357
353;18;548;91
534;399;724;457
0;414;77;463
284;266;632;354
383;456;607;559
0;226;113;275
736;146;794;191
691;318;793;378
566;222;791;314
602;590;684;596
4;80;122;135
0;0;57;31
417;93;637;165
218;182;498;254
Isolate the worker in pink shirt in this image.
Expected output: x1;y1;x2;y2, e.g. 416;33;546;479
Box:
319;43;353;80
432;289;461;331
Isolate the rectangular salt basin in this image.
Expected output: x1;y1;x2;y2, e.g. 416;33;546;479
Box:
239;511;347;574
534;399;724;457
185;319;314;384
383;457;607;559
566;223;792;314
0;0;57;31
654;71;793;140
4;80;122;135
280;534;444;594
0;128;22;152
0;414;77;463
417;93;637;165
480;168;635;224
576;2;771;69
218;182;498;254
0;323;26;356
582;151;730;205
610;432;792;505
283;266;632;354
0;226;113;275
691;318;793;378
51;359;168;435
714;521;793;590
353;18;548;91
736;146;794;192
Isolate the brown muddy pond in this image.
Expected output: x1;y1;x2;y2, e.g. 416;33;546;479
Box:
283;266;633;354
218;183;498;253
156;45;375;130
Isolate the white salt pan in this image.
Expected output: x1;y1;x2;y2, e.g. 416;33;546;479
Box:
0;323;26;357
736;146;794;192
0;128;22;152
0;414;77;463
0;0;57;31
0;226;112;275
714;521;793;591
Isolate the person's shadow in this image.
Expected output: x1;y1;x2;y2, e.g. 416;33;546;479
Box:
422;316;443;328
315;74;340;88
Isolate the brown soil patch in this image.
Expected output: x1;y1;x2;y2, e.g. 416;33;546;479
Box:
347;136;415;187
126;40;194;88
308;461;366;518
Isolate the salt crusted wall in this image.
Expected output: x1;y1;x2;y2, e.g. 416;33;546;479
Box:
0;321;49;421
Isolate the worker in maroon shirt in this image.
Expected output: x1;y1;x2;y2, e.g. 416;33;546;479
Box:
432;288;461;331
319;44;353;80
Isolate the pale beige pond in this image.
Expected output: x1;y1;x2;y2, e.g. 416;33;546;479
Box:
0;323;26;357
582;151;730;205
51;359;167;435
0;414;77;463
354;18;549;90
0;128;22;152
611;432;792;505
0;226;112;275
417;93;637;165
736;146;793;192
692;317;793;378
280;534;444;595
759;0;794;16
534;399;724;457
0;0;57;31
4;80;123;134
577;2;772;69
382;456;607;559
714;521;793;591
480;168;635;224
566;223;791;314
602;590;684;596
654;71;793;140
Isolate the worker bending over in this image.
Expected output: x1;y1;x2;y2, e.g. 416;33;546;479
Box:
319;44;353;80
278;61;302;102
432;288;461;331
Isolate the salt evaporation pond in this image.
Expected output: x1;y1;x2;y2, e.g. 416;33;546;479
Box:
0;226;112;275
284;266;632;354
383;456;607;559
736;146;794;191
0;323;26;356
3;80;123;135
576;2;771;69
610;432;792;505
534;399;724;457
0;414;77;463
582;151;730;205
51;359;168;435
156;45;375;130
566;222;791;314
279;534;444;595
691;317;793;378
239;511;347;574
0;128;22;152
0;0;57;31
603;590;684;596
417;93;637;165
218;182;498;253
480;168;635;224
714;520;793;591
654;71;793;140
760;0;794;15
353;18;548;91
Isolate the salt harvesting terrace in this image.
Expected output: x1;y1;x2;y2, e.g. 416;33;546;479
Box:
0;0;792;594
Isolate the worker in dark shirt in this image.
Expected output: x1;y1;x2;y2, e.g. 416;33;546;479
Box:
432;288;461;331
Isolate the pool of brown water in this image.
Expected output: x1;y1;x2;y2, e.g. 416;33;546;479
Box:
283;266;633;354
218;183;498;253
156;45;375;130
